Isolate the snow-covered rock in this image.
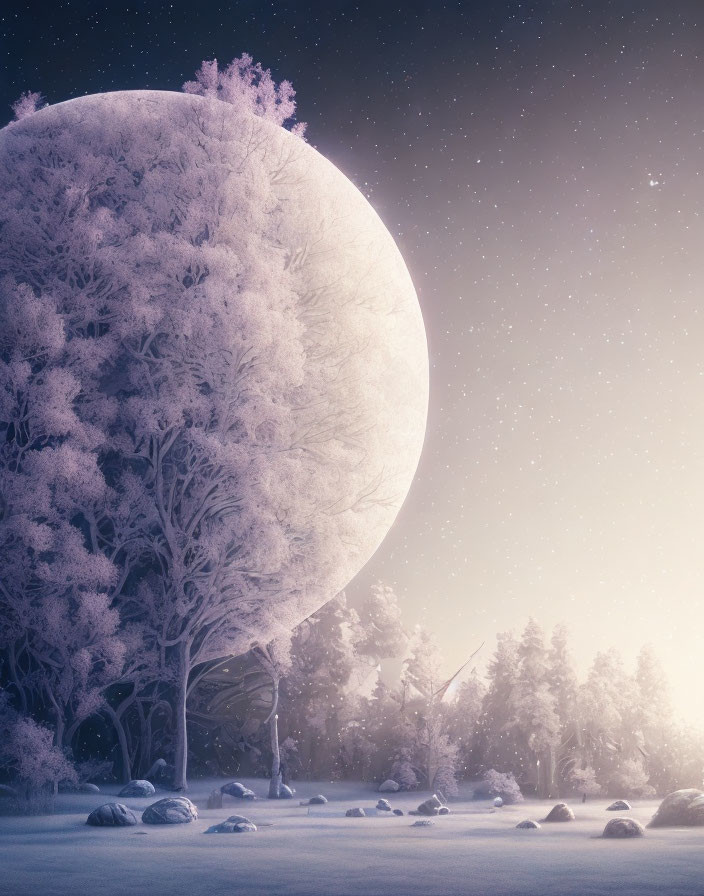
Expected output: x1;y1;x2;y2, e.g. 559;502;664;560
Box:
309;794;328;805
411;819;434;827
118;780;155;797
493;796;504;807
278;784;294;799
346;807;366;817
142;796;198;824
543;803;575;822
221;782;255;799
603;817;645;838
207;789;223;809
393;809;404;816
205;815;256;834
80;783;101;794
438;806;450;815
648;789;704;827
416;794;443;816
144;758;175;789
378;779;400;793
606;800;631;811
376;799;392;811
516;819;541;829
86;803;137;827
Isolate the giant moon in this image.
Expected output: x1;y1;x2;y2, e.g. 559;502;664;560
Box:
0;91;428;648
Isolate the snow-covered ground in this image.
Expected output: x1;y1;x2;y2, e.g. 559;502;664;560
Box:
1;778;703;896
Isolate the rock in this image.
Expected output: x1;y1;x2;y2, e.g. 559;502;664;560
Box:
309;794;328;805
649;789;704;827
80;783;101;794
376;799;392;811
278;784;294;799
603;817;645;838
86;803;138;827
118;779;155;798
207;789;223;809
346;807;366;817
438;806;450;815
205;815;257;834
393;809;404;816
142;796;198;825
411;819;434;827
378;779;400;793
144;758;176;789
607;800;631;811
493;796;504;807
516;819;541;829
221;782;255;799
417;794;444;816
543;802;575;822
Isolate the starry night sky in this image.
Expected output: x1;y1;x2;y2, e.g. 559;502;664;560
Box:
3;1;704;716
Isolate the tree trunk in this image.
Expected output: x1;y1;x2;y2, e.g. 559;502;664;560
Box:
105;706;132;784
268;677;281;798
173;643;190;791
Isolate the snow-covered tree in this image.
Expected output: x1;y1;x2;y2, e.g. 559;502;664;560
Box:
0;69;427;789
477;631;521;774
183;54;306;136
10;91;45;121
509;619;561;797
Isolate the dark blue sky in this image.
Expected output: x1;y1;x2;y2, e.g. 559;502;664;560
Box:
3;1;704;713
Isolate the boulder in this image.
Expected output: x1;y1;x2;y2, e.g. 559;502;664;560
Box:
393;809;404;816
86;803;138;827
309;794;328;805
207;789;223;810
411;819;434;827
346;807;366;817
119;779;155;798
142;796;198;825
607;800;631;811
206;815;257;834
543;802;575;822
603;817;645;838
144;758;176;789
80;783;101;794
221;782;255;799
516;819;541;829
278;784;294;799
378;779;400;793
649;789;704;827
417;794;444;816
438;806;450;815
376;799;392;811
493;796;504;807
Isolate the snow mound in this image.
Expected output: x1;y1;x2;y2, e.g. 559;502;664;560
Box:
118;780;155;797
86;803;138;827
142;797;198;824
603;818;645;838
411;819;434;827
543;803;575;822
221;782;255;799
378;780;400;793
516;819;541;829
648;789;704;827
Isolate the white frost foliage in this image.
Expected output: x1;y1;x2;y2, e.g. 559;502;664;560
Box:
11;91;46;121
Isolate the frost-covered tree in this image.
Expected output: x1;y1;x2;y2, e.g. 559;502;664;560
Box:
477;631;521;774
509;619;561;797
183;54;306;136
0;691;76;811
10;91;45;121
0;66;427;789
